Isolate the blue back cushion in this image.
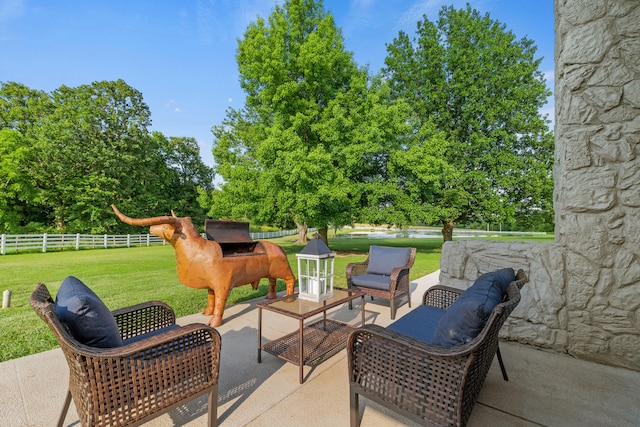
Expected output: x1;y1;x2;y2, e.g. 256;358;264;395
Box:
432;268;515;347
55;276;123;348
366;245;411;276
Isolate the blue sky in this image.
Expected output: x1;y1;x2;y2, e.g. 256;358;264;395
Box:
1;0;554;168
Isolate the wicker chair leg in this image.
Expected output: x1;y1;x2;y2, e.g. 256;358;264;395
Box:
57;390;72;427
208;385;218;427
496;344;509;381
350;387;360;427
390;299;396;320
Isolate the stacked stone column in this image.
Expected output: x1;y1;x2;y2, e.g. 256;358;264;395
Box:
555;0;640;369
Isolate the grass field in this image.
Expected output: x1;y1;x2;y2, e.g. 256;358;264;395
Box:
0;232;553;362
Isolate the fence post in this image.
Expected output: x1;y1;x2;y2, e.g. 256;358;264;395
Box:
104;234;108;249
127;234;131;248
147;234;150;246
42;233;47;253
76;233;80;250
2;290;11;308
1;234;5;255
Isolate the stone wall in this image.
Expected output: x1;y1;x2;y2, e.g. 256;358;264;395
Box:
439;240;569;352
439;0;640;370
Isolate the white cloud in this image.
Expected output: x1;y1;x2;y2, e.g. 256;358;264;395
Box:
353;0;376;8
228;97;233;102
540;104;555;121
235;0;281;26
341;0;377;37
0;0;25;40
0;0;25;22
543;70;555;82
398;0;492;30
193;0;281;43
398;0;439;27
164;100;183;113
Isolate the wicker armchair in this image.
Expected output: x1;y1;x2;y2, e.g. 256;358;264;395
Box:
346;246;416;319
347;270;528;427
30;283;221;427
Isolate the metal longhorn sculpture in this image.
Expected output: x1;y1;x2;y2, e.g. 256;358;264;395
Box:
111;205;295;327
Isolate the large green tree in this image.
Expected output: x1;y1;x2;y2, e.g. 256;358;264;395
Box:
0;82;52;231
210;0;362;243
313;72;413;228
152;133;215;227
0;129;38;231
0;81;52;135
0;80;213;234
382;5;554;240
31;80;164;233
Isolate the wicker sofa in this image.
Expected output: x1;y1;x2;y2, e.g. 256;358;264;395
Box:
30;277;221;427
347;269;528;427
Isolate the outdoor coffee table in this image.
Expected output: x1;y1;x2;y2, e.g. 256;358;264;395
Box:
257;288;365;383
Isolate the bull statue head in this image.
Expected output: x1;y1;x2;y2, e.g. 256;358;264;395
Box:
111;204;193;244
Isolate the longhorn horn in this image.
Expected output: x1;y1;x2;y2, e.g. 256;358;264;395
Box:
111;204;178;226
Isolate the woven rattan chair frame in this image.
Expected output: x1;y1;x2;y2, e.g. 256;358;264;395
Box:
348;270;528;427
346;247;416;320
30;283;221;427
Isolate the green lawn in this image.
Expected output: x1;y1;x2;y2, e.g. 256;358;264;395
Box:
0;233;553;362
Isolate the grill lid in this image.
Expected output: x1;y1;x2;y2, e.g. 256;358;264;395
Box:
205;220;253;243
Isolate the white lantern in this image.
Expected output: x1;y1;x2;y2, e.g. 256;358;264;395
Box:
295;237;335;302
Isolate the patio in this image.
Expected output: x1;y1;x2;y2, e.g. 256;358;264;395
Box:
2;271;639;426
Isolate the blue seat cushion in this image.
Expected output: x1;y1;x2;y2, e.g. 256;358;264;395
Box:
387;305;446;344
55;276;124;348
123;325;180;345
432;268;515;347
366;245;411;276
351;273;392;290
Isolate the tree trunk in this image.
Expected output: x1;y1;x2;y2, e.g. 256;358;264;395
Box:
55;214;65;232
296;222;308;244
317;226;329;246
442;220;455;242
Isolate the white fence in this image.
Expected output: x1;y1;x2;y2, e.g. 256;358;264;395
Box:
0;229;299;255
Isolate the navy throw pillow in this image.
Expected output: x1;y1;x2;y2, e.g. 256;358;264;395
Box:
55;276;123;348
366;245;411;276
432;268;515;347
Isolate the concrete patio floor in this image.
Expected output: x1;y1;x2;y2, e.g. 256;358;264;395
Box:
2;271;640;426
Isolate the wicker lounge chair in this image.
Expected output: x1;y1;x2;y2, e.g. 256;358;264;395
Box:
346;245;416;319
30;281;221;427
347;269;528;427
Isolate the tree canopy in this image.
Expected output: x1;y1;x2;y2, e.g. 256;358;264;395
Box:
208;0;406;243
381;5;554;240
205;1;553;242
0;80;214;234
